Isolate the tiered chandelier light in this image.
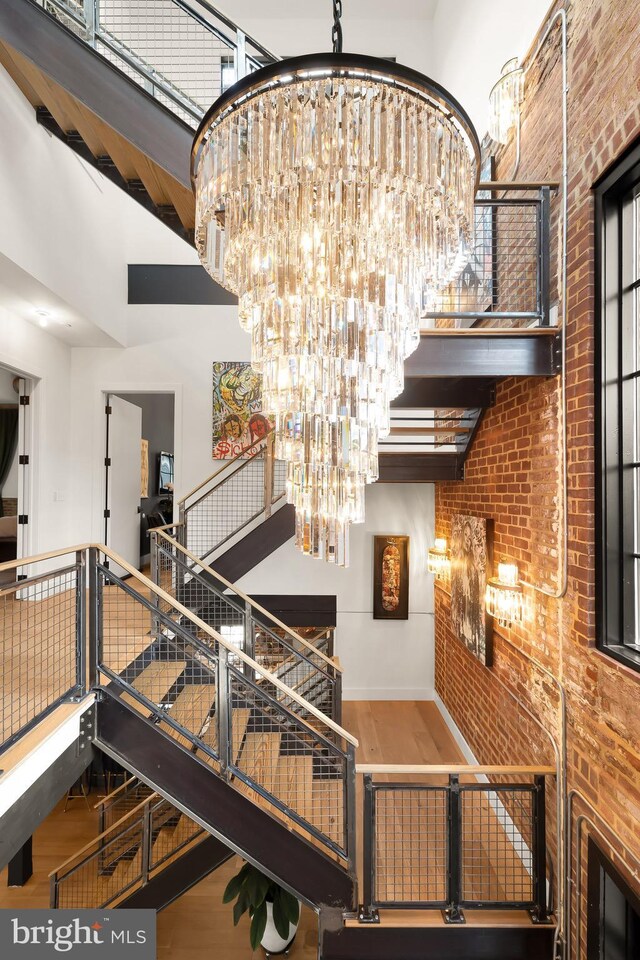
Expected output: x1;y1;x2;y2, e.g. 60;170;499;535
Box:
192;2;480;565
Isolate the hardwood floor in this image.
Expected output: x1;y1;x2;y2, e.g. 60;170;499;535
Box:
0;701;465;958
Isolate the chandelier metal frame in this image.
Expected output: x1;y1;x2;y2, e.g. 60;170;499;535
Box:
192;54;481;181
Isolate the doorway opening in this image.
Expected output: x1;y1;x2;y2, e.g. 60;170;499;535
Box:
0;364;32;580
104;392;175;576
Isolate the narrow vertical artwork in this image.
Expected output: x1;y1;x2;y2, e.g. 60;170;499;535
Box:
373;535;410;620
450;515;494;665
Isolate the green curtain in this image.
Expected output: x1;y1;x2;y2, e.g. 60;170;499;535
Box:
0;407;19;519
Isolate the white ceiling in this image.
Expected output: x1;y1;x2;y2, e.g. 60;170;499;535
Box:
223;1;439;20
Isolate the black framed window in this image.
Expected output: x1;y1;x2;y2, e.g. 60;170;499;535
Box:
587;839;640;960
596;139;640;671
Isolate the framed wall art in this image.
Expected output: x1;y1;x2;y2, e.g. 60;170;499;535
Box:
450;515;494;665
212;361;273;459
373;535;410;620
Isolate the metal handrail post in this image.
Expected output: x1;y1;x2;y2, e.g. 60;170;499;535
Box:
87;547;100;689
444;774;465;923
49;873;59;909
531;775;552;923
235;29;247;83
149;532;161;639
216;646;231;779
346;743;358;888
357;774;379;922
75;549;87;698
243;600;255;677
264;432;274;516
84;0;97;45
141;799;152;886
333;669;343;727
539;186;551;326
177;502;186;549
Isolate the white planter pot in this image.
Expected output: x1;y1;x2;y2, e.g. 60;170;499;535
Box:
260;901;298;955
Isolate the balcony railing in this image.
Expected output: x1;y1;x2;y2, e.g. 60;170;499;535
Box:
38;0;277;126
358;765;553;925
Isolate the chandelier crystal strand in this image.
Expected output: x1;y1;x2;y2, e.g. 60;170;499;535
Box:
194;57;479;565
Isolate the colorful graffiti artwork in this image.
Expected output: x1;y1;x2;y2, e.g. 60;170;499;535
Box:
212;362;272;459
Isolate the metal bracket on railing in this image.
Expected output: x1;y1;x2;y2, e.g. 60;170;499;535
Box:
77;704;96;756
356;905;380;924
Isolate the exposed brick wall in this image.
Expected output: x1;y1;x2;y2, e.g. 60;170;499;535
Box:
434;0;640;954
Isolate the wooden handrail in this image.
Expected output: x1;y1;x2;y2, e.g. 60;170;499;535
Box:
0;543;90;573
154;530;339;673
99;544;358;748
147;522;183;534
356;764;556;776
477;181;560;191
177;433;272;506
420;328;558;338
50;791;160;878
93;775;137;811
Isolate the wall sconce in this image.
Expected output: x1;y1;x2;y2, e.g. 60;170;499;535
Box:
427;538;450;580
486;560;524;627
488;58;524;144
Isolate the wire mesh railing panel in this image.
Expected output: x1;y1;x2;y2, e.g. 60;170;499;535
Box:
227;664;348;857
153;540;245;674
371;787;448;905
461;787;534;905
428;196;544;327
54;810;146;909
148;798;204;870
273;458;288;502
185;455;266;560
1;561;82;753
99;779;154;833
97;566;219;750
151;533;340;727
42;0;87;37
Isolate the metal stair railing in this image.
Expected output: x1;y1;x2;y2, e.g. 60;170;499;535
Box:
96;776;154;835
36;0;278;127
91;545;358;866
0;544;88;755
177;430;287;565
149;528;343;727
50;788;205;908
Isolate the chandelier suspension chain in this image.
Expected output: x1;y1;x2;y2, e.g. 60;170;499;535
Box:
332;0;343;53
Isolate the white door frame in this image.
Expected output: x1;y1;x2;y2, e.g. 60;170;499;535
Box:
96;383;182;549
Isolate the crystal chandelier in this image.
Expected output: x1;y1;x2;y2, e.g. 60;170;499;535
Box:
192;3;480;565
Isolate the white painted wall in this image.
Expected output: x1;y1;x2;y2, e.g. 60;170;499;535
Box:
68;306;251;543
0;366;19;499
432;0;551;137
0;67;199;348
0;307;73;555
239;483;436;700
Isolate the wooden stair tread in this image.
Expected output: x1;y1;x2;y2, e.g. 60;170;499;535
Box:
277;754;314;824
169;683;216;733
237;732;281;794
130;660;186;700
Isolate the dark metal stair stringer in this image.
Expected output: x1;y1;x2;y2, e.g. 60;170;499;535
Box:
95;691;356;913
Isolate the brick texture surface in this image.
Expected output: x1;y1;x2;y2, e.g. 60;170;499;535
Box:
434;0;640;953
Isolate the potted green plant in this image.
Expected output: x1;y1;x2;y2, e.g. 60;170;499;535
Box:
223;862;300;954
